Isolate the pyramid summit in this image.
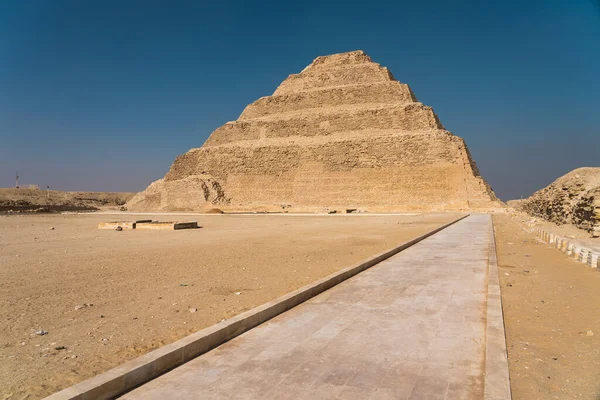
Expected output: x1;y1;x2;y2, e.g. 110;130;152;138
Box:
128;50;502;212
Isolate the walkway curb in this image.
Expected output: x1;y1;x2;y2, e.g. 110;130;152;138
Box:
532;227;599;269
45;215;469;400
484;219;512;399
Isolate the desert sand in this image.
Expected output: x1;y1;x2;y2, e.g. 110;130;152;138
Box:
494;214;600;399
0;212;460;399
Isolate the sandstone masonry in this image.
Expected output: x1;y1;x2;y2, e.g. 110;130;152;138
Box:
128;50;503;212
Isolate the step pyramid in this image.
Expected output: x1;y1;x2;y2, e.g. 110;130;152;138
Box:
128;50;503;212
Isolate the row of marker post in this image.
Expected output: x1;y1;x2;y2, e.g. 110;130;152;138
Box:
534;227;599;269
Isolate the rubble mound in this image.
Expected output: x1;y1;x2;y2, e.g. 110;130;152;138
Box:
0;188;134;213
128;50;503;212
520;167;600;235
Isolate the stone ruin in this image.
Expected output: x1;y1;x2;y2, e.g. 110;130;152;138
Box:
98;220;199;230
520;167;600;237
128;50;503;212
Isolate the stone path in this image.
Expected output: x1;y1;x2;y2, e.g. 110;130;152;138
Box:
123;214;508;399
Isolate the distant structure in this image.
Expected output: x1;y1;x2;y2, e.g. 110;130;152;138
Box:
128;50;503;213
14;172;41;190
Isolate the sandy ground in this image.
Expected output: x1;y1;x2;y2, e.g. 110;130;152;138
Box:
494;214;600;399
0;212;460;399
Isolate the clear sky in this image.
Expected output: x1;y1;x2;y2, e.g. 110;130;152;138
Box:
1;0;598;200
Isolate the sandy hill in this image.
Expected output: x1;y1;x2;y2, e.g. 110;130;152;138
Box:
0;188;135;213
128;50;503;213
519;167;600;234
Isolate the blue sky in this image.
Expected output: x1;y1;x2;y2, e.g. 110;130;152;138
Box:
1;0;598;200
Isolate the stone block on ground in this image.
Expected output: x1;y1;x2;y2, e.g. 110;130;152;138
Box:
98;221;136;230
135;221;199;230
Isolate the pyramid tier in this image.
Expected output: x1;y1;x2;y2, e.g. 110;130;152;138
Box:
147;164;475;211
168;133;469;181
151;133;496;211
310;50;375;68
274;62;395;95
240;82;416;120
206;103;443;147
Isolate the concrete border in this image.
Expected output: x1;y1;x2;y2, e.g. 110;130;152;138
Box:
44;214;469;400
484;217;512;400
532;226;599;269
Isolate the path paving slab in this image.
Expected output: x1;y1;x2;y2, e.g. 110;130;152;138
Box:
123;214;509;399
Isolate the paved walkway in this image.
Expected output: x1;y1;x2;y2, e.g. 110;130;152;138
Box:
124;215;506;399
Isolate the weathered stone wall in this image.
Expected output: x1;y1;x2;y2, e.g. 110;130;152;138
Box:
126;176;229;212
573;188;600;237
206;104;443;147
128;50;502;212
240;82;416;119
